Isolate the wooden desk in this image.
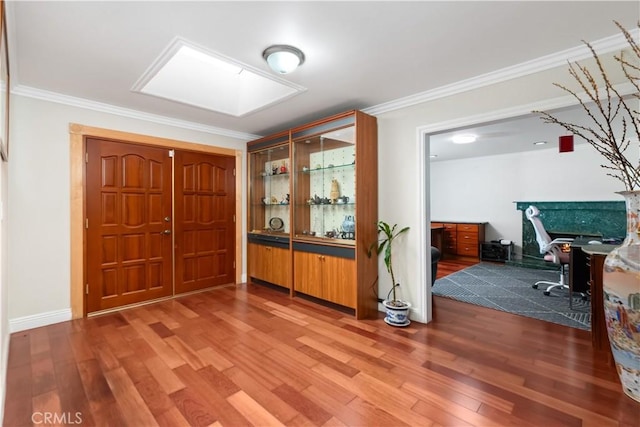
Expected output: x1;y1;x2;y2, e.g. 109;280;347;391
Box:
571;241;617;362
431;221;486;260
431;225;443;253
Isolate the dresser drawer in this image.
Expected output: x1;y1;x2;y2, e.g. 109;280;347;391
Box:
443;223;457;231
457;224;479;233
457;231;479;242
457;244;479;257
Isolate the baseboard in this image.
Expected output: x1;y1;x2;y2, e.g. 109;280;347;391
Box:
9;309;72;333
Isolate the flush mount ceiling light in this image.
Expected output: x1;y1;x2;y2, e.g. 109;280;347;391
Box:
262;45;305;74
451;134;477;144
533;140;548;146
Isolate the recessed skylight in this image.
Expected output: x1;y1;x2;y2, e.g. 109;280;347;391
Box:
132;37;306;117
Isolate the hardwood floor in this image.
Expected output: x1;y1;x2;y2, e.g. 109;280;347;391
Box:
435;257;479;280
4;278;637;426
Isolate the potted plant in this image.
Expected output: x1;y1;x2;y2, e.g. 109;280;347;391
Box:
369;220;411;326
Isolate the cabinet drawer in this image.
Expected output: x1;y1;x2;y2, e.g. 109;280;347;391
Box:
443;223;457;231
444;242;457;253
457;244;479;257
457;231;478;242
458;224;479;233
444;235;457;245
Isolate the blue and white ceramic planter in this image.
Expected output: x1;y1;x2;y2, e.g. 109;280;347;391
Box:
383;300;411;327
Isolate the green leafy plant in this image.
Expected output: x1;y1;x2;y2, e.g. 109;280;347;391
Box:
368;220;410;304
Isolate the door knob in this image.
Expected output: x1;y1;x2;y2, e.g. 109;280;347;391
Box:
161;229;171;235
164;216;171;222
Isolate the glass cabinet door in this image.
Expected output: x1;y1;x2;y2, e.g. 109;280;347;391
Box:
248;143;290;236
293;125;356;245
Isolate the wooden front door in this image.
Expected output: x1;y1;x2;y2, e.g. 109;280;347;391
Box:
86;138;173;313
174;151;236;294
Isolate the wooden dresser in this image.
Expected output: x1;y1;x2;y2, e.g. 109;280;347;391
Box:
431;221;486;260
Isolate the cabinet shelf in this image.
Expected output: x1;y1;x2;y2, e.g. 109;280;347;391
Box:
259;172;290;179
299;202;355;207
299;163;355;174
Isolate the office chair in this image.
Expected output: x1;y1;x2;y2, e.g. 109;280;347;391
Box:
525;205;574;296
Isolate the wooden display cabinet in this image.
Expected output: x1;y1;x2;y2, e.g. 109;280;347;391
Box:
247;131;291;289
246;110;378;319
291;111;378;319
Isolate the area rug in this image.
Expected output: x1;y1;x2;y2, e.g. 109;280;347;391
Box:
432;262;590;330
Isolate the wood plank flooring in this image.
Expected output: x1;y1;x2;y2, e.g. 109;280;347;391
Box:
4;275;638;426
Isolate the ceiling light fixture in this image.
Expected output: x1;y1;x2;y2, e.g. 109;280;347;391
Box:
263;45;305;74
533;141;548;146
451;134;477;144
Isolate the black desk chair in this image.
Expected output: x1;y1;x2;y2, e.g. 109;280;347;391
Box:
526;205;574;296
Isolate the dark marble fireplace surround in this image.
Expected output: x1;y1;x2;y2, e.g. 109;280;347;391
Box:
515;201;626;259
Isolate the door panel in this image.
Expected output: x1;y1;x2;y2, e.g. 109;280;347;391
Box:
175;151;235;294
86;139;173;313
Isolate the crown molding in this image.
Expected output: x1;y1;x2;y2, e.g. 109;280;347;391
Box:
11;85;261;141
365;28;639;116
416;81;637;137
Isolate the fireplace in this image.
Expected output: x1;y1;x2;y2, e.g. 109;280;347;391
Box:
515;201;625;259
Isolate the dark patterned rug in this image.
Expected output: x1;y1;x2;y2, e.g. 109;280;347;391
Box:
433;262;590;330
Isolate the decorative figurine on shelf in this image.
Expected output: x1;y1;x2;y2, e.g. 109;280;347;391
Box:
280;161;287;174
330;179;340;203
342;215;355;234
272;162;279;175
280;194;290;205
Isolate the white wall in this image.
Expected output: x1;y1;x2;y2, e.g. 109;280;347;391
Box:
0;137;8;421
7;95;247;326
430;143;623;256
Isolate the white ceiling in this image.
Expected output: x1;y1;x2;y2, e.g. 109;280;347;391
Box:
7;1;639;147
428;104;595;162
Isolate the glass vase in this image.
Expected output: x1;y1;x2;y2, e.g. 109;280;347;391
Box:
602;190;640;402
